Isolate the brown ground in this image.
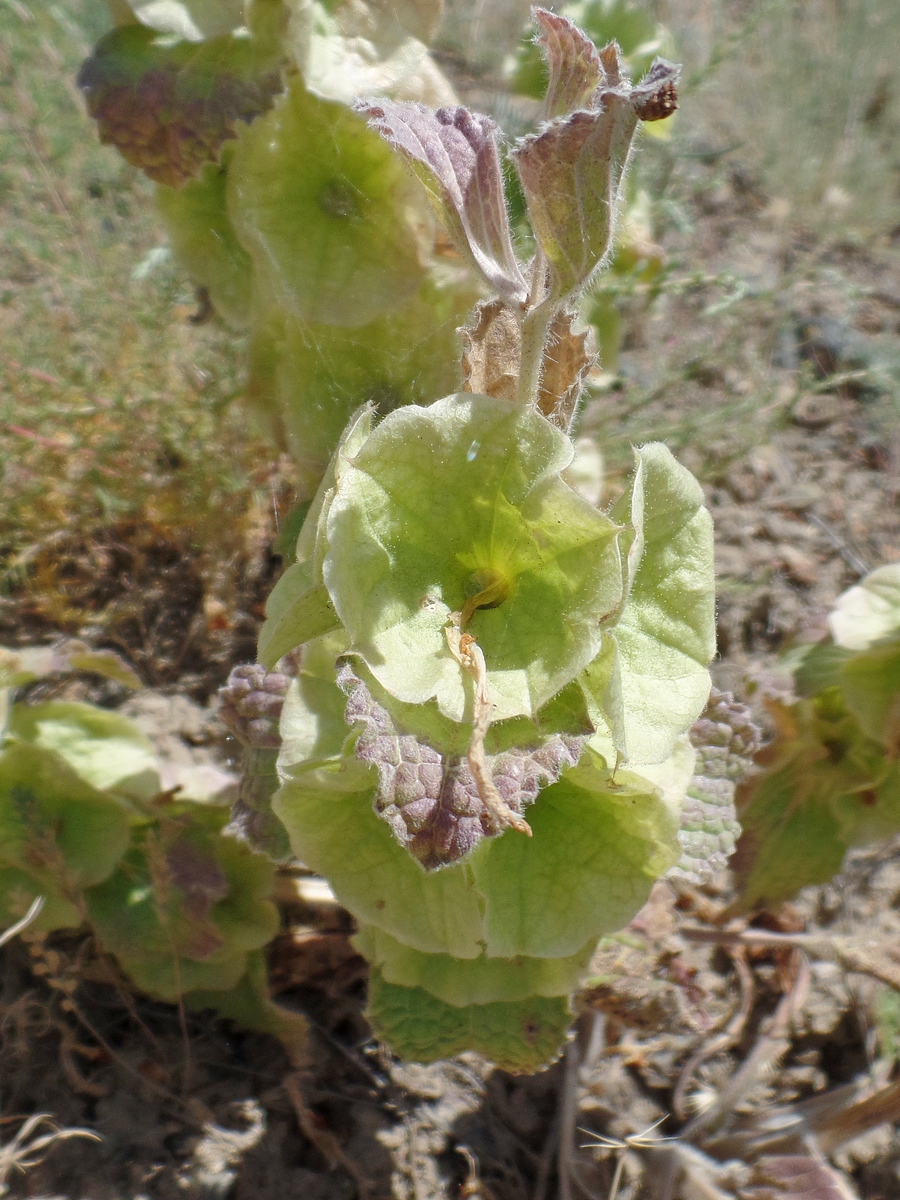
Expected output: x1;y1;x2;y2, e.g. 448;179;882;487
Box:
2;115;900;1200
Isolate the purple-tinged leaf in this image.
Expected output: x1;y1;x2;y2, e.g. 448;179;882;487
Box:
219;663;294;861
512;51;680;299
78;23;282;188
533;7;603;119
219;663;292;750
356;100;529;306
165;835;229;959
670;689;760;884
339;665;581;870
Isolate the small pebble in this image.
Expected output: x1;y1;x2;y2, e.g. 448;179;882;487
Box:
792;392;844;430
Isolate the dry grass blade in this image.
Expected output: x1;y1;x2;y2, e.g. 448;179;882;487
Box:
0;1114;100;1194
0;897;44;949
581;1116;678;1200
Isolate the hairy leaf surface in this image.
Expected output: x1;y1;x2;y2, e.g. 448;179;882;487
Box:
357;100;528;305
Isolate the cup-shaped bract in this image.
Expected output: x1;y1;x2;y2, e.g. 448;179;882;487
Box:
322;394;624;722
273;730;682;1068
264;404;718;1069
228;77;432;327
156;151;254;328
248;270;480;494
581;443;716;766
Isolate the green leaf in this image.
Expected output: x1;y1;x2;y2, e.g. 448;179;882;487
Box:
829;563;900;651
229;78;430;326
87;805;278;999
0;640;141;691
583;443;714;765
277;636;356;776
272;777;487;958
355;924;595;1006
257;564;340;669
831;759;900;850
730;692;898;911
730;725;848;912
7;701;161;802
469;750;680;958
0;866;82;933
323;394;623;722
255;403;372;660
248;265;476;498
368;970;571;1071
791;642;853;696
293;404;375;574
839;642;900;750
0;743;133;930
186;949;308;1054
258;271;478;492
156;152;254;327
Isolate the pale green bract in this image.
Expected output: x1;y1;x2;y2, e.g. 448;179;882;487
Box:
828;563;900;651
273;732;684;1065
7;701;161;803
582;443;715;765
323;394;624;722
265;393;716;1069
353;925;596;1006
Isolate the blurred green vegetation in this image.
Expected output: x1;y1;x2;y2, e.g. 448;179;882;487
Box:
0;1;281;636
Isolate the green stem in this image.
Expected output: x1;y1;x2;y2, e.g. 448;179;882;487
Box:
516;295;556;408
516;242;561;408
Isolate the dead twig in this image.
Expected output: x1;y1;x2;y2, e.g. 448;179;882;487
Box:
684;952;811;1139
673;946;754;1122
446;618;531;838
681;926;900;992
284;1072;371;1200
